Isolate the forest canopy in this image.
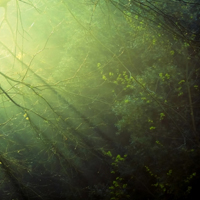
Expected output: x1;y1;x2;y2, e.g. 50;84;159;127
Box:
0;0;199;199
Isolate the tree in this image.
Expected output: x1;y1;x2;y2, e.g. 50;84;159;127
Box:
0;0;199;199
101;0;200;199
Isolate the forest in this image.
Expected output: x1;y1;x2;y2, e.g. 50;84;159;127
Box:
0;0;199;199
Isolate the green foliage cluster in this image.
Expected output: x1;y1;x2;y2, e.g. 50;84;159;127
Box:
96;1;200;199
103;151;130;200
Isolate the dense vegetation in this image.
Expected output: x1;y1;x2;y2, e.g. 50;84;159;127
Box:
0;0;199;199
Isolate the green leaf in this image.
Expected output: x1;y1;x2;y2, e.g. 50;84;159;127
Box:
148;119;153;123
178;92;183;96
106;151;112;157
167;169;172;175
124;99;129;103
192;172;196;176
150;126;156;130
160;113;165;120
113;181;119;187
178;80;185;84
165;73;170;79
123;184;127;188
159;73;165;81
102;75;107;80
97;62;101;67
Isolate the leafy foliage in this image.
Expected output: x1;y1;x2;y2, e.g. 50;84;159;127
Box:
0;0;199;199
